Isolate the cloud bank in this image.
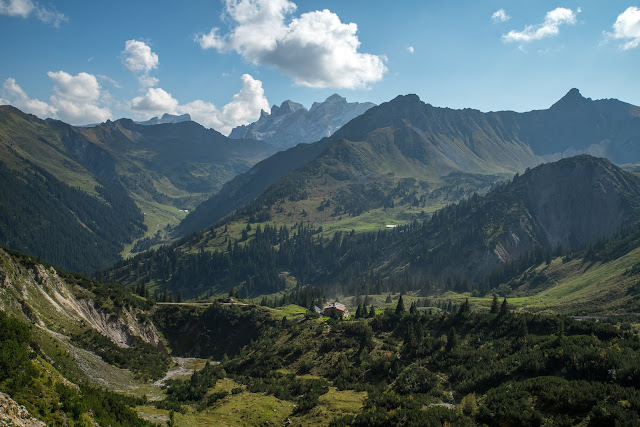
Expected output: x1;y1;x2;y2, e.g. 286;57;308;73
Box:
130;74;269;135
1;71;112;125
195;0;387;89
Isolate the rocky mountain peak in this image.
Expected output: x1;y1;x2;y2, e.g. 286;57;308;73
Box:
550;88;590;110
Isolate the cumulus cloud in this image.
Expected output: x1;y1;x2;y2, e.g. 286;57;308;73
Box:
407;46;414;54
0;0;67;27
46;71;112;124
130;74;269;135
492;9;510;23
130;87;179;116
1;77;56;118
195;0;387;89
503;7;578;43
122;40;160;87
604;6;640;50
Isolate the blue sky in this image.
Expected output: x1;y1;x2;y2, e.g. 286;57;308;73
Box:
1;0;639;133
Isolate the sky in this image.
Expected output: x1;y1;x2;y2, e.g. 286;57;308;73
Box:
1;0;639;134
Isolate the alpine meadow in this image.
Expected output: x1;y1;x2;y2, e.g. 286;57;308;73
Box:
2;1;640;426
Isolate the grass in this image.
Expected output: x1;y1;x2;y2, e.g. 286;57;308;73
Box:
136;391;294;426
289;387;367;426
268;304;308;320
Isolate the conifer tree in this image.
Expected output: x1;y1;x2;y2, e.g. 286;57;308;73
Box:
490;294;499;314
396;295;405;315
499;297;509;316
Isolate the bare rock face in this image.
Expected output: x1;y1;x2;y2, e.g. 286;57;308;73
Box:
229;94;375;149
0;249;166;353
0;392;46;427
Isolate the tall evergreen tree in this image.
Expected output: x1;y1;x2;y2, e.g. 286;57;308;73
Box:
395;295;405;315
490;294;499;314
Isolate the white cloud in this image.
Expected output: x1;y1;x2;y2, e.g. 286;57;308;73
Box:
122;40;160;87
130;87;179;116
130;74;270;135
492;9;510;23
0;0;66;27
1;77;56;118
407;46;414;54
47;71;101;102
122;40;159;73
605;6;640;50
195;0;387;89
503;7;578;43
46;71;111;124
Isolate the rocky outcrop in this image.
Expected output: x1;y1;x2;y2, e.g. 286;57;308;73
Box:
229;94;375;149
0;249;165;352
0;392;45;427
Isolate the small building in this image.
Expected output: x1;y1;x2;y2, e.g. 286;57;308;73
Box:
323;302;350;318
314;306;323;315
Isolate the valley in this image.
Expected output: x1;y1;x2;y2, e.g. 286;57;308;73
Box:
2;90;640;425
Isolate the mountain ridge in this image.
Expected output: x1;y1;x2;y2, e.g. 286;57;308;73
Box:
229;93;375;149
179;89;640;237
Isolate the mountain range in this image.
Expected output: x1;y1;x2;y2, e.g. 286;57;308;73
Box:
179;89;640;237
229;94;375;149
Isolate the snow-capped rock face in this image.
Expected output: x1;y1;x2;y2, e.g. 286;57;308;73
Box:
137;113;192;126
229;94;375;149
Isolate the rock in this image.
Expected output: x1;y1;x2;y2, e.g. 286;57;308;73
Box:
0;392;46;427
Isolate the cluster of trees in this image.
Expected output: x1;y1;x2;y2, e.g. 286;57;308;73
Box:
72;329;170;381
159;301;640;425
0;160;145;272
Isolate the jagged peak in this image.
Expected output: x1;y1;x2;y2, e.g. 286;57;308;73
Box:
551;88;591;109
270;100;306;117
324;93;347;103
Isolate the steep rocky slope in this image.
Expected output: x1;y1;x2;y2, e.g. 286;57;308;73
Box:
0;247;166;360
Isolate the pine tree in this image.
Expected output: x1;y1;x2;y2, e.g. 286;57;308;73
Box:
499;297;509;316
410;301;417;314
368;305;375;318
395;295;405;315
490;294;499;314
355;304;362;319
446;326;459;351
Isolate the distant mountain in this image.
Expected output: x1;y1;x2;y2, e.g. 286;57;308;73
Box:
229;94;375;149
137;113;192;126
177;93;540;236
179;89;640;237
0;105;275;271
509;88;640;162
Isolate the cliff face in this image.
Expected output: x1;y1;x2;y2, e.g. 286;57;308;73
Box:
229;94;375;149
0;248;165;352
